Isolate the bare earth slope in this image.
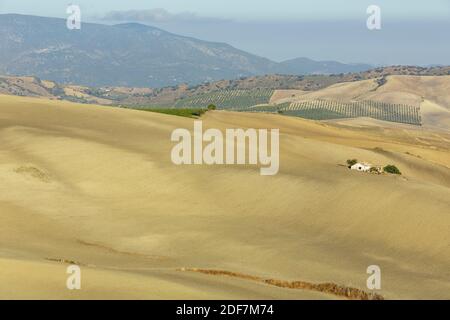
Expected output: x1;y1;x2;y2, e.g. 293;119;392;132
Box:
0;95;449;299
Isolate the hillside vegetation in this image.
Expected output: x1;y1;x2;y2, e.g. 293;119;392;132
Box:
0;66;448;107
280;100;422;125
175;89;274;109
1;72;449;129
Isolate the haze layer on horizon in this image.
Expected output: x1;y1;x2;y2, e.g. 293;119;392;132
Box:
0;0;449;65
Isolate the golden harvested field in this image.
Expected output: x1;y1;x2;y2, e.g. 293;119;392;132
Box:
0;94;449;299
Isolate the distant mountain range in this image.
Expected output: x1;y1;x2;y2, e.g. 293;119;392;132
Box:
0;14;373;87
275;58;373;75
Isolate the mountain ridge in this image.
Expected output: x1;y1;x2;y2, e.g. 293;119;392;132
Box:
0;13;371;87
276;57;372;75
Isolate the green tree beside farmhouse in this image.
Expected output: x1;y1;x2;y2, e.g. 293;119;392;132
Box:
383;165;402;175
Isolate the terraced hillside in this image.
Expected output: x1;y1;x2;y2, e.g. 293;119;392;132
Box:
245;103;290;113
279;100;422;125
220;96;422;126
174;89;274;109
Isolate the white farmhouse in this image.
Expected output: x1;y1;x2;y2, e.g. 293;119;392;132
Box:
350;163;372;172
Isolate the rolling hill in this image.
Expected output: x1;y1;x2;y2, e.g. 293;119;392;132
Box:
1;72;449;129
248;75;450;129
168;75;450;129
0;94;449;299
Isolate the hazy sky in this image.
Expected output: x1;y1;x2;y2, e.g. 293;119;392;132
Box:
1;1;449;65
1;0;449;20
